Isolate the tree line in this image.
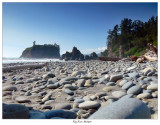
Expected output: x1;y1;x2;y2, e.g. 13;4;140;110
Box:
101;16;157;57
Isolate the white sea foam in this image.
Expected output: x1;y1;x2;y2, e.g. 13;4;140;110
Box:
2;57;65;64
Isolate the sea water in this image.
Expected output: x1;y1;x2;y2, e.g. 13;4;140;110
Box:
2;57;65;64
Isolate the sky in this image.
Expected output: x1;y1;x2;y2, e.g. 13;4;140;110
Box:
3;2;157;57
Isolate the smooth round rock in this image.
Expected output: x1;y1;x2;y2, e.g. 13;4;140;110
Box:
64;84;76;90
137;93;151;99
112;91;126;98
79;101;100;109
106;82;115;86
3;86;17;91
119;80;128;86
42;92;52;102
122;81;133;90
15;96;31;103
128;72;139;78
143;90;152;94
47;84;58;89
103;86;115;92
44;109;77;119
66;96;75;101
15;81;24;84
55;103;72;110
77;79;85;87
95;92;107;98
44;100;55;105
110;74;123;82
84;79;93;87
88;98;151;119
127;85;142;95
3;104;29;119
74;99;84;103
29;110;46;119
64;88;74;95
41;105;52;109
147;84;158;91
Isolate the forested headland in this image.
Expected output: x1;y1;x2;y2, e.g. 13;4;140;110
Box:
101;16;157;57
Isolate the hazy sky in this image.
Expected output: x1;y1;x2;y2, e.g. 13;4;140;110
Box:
3;2;157;57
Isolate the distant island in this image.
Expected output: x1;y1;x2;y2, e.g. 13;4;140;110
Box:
20;41;60;58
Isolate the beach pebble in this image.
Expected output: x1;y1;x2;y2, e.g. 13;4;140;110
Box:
3;86;17;91
143;67;156;75
42;91;52;102
128;72;139;78
79;101;100;109
44;100;55;105
77;79;85;87
127;85;142;95
137;93;151;99
110;74;123;82
44;109;77;119
71;71;85;76
106;82;115;86
3;91;12;96
15;96;31;103
83;96;91;101
64;84;77;90
119;79;128;86
112;91;126;98
103;86;115;92
55;103;72;110
66;96;75;101
41;105;52;110
64;88;74;95
122;81;134;90
152;91;158;98
47;84;57;89
147;84;158;91
95;92;107;98
15;81;24;84
84;79;93;87
88;97;151;119
74;99;84;103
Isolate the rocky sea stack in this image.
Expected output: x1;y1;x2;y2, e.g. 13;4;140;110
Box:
20;42;60;58
61;47;84;61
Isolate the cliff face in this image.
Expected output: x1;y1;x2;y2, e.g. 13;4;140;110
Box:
20;44;60;58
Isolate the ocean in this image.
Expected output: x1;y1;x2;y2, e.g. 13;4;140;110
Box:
2;58;65;64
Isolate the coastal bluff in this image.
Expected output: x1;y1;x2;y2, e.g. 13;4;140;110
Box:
20;42;60;58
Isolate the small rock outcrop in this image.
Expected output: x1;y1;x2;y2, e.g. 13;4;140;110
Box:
61;47;84;61
90;52;98;60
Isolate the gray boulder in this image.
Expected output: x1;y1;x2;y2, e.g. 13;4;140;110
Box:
3;104;29;119
88;97;151;119
44;109;77;119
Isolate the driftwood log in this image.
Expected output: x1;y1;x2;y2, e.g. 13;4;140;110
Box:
99;57;122;61
3;63;47;72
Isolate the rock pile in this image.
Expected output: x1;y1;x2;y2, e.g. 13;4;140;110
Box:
2;60;158;119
